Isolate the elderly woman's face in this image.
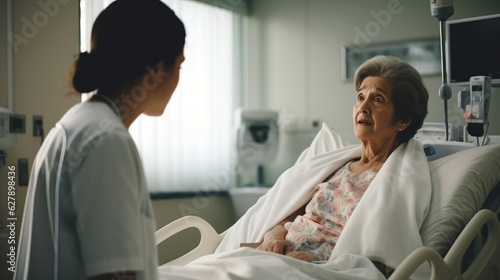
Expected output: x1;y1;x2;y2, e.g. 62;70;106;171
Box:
353;76;401;144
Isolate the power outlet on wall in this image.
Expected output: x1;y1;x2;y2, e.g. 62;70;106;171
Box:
33;115;43;137
18;158;29;186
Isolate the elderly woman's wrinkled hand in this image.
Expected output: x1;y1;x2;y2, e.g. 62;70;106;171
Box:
256;224;293;255
256;238;292;255
286;251;316;262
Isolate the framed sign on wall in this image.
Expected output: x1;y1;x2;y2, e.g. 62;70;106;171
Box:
341;39;441;81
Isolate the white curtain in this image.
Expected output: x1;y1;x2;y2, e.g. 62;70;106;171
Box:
80;0;240;193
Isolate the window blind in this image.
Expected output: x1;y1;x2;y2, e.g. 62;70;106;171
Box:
80;0;241;193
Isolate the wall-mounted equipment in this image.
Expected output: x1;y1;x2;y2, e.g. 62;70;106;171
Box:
235;108;279;187
0;107;26;167
0;107;26;150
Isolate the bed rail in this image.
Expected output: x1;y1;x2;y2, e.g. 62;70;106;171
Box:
447;209;500;280
389;247;458;280
390;209;500;280
156;215;223;266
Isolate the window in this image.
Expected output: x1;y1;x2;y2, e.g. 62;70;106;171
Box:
80;0;242;193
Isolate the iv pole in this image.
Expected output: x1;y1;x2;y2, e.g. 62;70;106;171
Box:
430;0;454;141
438;21;452;141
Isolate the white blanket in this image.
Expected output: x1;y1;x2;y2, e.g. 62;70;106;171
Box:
158;126;433;279
159;247;386;280
214;138;432;278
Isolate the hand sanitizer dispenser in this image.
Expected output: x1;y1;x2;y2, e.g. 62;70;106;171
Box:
235;108;279;186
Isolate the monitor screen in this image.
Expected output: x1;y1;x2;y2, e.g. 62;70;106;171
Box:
446;14;500;87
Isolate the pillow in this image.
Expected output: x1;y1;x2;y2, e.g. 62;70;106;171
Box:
295;122;347;163
420;143;500;256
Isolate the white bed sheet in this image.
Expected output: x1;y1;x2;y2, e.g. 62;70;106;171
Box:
158;247;386;280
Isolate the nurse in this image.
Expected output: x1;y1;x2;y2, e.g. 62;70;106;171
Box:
14;0;185;279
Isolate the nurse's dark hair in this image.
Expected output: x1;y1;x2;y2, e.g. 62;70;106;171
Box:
72;0;185;94
354;55;429;144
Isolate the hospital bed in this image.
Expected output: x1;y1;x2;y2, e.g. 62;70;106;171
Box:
155;125;500;279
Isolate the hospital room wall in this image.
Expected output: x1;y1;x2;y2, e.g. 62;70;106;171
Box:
0;3;6;108
0;1;81;278
242;0;500;184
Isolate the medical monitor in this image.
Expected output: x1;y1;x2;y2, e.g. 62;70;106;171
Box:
446;14;500;87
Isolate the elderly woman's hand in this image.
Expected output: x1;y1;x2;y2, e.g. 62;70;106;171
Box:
256;224;292;255
286;251;316;262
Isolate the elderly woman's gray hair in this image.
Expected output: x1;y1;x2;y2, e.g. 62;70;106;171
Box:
354;55;429;144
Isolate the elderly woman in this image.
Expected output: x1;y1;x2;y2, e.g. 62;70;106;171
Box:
256;55;429;272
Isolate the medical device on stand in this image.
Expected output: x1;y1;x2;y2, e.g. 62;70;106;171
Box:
234;108;279;187
458;76;492;144
430;0;454;141
0;107;26;167
445;13;500;145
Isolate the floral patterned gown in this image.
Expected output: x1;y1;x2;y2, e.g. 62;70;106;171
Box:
284;161;381;261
